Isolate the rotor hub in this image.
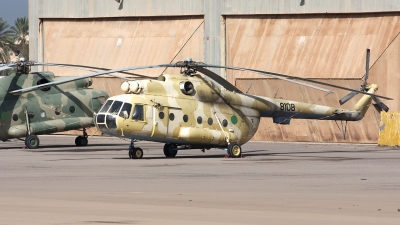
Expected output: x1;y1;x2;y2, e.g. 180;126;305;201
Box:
175;59;203;76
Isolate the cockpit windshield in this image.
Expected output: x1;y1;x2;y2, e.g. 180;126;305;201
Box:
99;100;113;113
109;101;123;115
99;100;124;115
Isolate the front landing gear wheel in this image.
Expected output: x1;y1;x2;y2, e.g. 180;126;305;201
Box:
129;148;143;159
227;143;241;158
163;143;178;157
25;135;40;149
75;136;88;146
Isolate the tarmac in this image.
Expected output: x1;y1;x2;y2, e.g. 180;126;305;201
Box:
1;135;400;224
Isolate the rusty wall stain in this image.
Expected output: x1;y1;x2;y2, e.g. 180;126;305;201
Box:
378;112;400;146
368;31;400;112
43;17;204;77
225;13;400;86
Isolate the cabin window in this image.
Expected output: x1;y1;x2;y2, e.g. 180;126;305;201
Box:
197;116;202;124
55;108;61;115
159;112;165;119
69;106;76;113
222;119;228;127
119;103;132;119
132;105;144;121
183;115;188;122
12;114;18;121
169;113;175;121
207;118;213;125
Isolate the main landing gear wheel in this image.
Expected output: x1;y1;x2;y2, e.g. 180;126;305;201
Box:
227;142;242;158
129;148;143;159
75;136;88;146
25;134;40;149
163;143;178;158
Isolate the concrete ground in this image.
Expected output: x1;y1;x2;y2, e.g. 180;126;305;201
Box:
1;135;400;225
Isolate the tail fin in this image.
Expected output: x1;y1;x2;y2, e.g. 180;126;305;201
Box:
351;83;378;116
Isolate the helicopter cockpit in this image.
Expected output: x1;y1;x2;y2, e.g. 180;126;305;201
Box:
95;99;144;134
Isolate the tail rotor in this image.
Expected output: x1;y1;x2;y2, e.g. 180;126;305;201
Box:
339;49;389;112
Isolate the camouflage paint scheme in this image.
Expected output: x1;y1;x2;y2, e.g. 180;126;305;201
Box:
95;74;377;148
0;72;109;141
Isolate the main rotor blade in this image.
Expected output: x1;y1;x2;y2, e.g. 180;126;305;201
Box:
198;63;393;100
0;61;152;78
339;89;360;105
198;67;332;94
196;67;243;93
10;63;176;95
0;65;12;71
34;62;153;78
372;96;389;112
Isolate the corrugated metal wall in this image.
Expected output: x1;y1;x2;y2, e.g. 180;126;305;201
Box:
225;13;400;113
43;17;204;77
225;13;400;80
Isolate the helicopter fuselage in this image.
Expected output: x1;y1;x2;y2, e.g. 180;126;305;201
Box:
95;74;373;148
0;72;108;141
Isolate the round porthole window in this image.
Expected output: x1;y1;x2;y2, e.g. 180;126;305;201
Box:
183;115;188;122
222;119;228;127
12;114;18;121
69;106;76;113
159;112;165;119
55;108;61;115
207;118;213;125
169;113;175;121
197;116;202;124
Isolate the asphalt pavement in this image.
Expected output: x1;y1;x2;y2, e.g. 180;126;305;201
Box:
1;135;400;224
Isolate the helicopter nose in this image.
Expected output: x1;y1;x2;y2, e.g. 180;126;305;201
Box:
95;113;117;133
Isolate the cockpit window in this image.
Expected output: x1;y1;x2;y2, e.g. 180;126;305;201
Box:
99;100;113;113
109;101;123;115
132;105;144;121
119;103;132;119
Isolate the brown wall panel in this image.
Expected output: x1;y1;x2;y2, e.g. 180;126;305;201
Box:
226;14;400;83
369;33;400;112
43;17;204;78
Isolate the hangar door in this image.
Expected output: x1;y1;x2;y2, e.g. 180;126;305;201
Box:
42;16;204;79
225;13;400;143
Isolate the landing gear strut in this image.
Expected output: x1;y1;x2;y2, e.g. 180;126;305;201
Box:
128;139;143;159
163;143;178;157
75;128;88;146
25;134;40;149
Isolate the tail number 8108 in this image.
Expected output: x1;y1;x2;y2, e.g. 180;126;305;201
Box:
280;103;295;111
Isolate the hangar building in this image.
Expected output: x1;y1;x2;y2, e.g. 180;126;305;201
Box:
29;0;400;143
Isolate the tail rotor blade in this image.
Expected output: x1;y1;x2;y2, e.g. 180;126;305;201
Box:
364;49;370;84
339;89;359;105
372;96;389;112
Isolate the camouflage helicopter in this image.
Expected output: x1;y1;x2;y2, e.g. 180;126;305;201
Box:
0;60;110;149
10;50;391;158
